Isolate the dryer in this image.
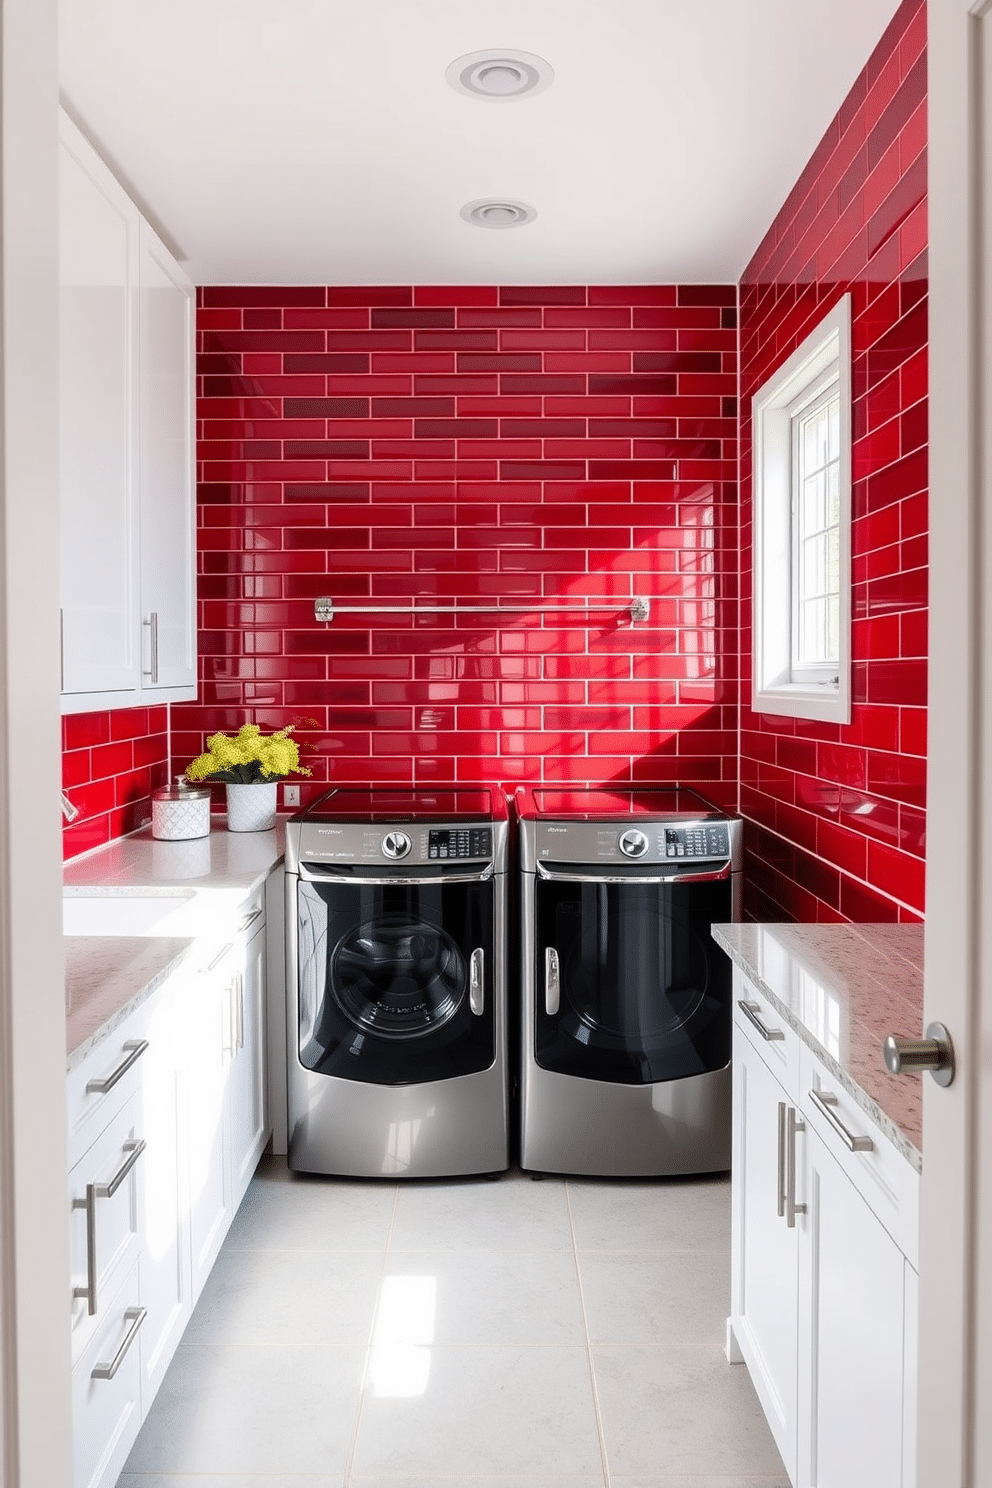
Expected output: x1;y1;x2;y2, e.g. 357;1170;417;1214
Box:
285;786;509;1178
517;786;742;1177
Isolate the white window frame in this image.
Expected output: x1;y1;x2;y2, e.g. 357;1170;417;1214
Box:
751;293;852;724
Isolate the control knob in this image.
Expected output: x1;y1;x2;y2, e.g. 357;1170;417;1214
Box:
618;828;649;859
381;830;412;860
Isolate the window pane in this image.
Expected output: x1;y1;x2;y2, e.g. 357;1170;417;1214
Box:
826;462;840;525
803;534;828;595
802;471;826;532
828;398;840;460
802;597;828;664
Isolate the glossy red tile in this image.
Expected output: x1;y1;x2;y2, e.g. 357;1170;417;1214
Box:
740;0;928;923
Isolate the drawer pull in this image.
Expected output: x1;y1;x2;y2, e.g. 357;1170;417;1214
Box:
85;1039;149;1095
785;1106;806;1229
738;999;785;1042
91;1306;146;1381
72;1139;146;1316
809;1088;874;1153
236;906;263;934
202;942;234;974
776;1101;787;1218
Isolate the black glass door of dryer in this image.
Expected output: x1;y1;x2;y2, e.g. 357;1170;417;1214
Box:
533;876;732;1084
297;875;495;1085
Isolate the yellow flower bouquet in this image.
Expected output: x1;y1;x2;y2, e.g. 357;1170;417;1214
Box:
185;724;311;785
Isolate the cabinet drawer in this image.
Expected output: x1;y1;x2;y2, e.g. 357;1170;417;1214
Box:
799;1042;919;1267
67;1028;150;1170
72;1259;144;1488
733;971;800;1101
69;1092;145;1363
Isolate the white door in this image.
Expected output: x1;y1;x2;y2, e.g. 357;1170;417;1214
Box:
919;2;992;1482
228;921;269;1210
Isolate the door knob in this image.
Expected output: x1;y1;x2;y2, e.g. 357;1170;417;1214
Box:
883;1021;955;1087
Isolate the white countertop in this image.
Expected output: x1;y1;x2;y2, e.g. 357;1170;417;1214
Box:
65;819;285;1070
712;921;924;1169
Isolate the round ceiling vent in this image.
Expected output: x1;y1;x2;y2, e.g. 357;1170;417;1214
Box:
460;199;537;229
446;49;554;101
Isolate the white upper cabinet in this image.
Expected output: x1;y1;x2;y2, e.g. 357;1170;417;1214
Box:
137;220;195;694
59;110;196;713
59;115;140;699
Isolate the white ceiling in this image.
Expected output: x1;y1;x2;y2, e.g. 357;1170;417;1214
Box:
59;0;904;287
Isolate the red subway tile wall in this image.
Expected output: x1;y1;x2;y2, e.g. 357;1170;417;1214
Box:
739;0;927;923
61;706;170;859
172;285;739;807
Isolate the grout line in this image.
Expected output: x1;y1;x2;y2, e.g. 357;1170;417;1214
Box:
341;1182;402;1488
565;1178;612;1488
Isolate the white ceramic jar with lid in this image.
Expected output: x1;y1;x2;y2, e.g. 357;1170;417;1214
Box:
151;777;211;840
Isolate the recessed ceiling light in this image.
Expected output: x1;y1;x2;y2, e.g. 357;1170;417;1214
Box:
446;49;554;101
460;199;537;229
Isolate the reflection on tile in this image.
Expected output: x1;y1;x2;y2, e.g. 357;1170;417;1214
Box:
124;1344;364;1476
594;1346;784;1478
381;1250;585;1345
566;1174;731;1253
352;1347;603;1477
613;1478;790;1488
579;1251;730;1346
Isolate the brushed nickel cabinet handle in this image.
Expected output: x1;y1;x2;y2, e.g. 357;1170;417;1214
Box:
776;1101;787;1219
86;1039;149;1095
91;1307;146;1381
72;1138;146;1315
738;999;785;1043
142;611;159;683
785;1107;806;1229
809;1088;874;1153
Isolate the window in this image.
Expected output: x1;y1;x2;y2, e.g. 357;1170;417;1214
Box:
751;295;851;723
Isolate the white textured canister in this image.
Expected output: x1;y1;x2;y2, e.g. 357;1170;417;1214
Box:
152;779;211;840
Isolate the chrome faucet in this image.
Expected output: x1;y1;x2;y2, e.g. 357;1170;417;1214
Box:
60;790;79;822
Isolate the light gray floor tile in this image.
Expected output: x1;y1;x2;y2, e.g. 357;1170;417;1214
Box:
389;1168;572;1251
593;1346;786;1478
579;1250;730;1346
351;1478;605;1487
378;1250;585;1345
566;1174;731;1253
124;1344;364;1476
224;1156;396;1251
183;1246;385;1347
119;1478;343;1487
613;1477;790;1487
352;1346;604;1477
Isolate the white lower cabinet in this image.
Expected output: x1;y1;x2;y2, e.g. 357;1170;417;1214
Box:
69;883;271;1488
730;971;919;1488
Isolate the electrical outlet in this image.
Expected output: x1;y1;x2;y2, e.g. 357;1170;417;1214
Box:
283;784;300;808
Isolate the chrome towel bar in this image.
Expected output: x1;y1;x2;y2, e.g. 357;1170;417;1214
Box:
313;596;650;625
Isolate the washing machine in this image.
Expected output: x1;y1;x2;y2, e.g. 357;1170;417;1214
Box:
285;786;509;1177
517;786;742;1176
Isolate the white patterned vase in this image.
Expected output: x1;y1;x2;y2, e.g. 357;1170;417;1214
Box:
226;781;278;832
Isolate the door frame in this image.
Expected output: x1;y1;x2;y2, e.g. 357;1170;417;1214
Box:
921;1;992;1481
0;0;74;1483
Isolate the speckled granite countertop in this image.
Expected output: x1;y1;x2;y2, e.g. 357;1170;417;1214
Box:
65;819;285;1070
712;922;924;1170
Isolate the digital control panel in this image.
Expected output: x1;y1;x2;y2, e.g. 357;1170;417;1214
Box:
664;825;730;859
428;827;492;860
